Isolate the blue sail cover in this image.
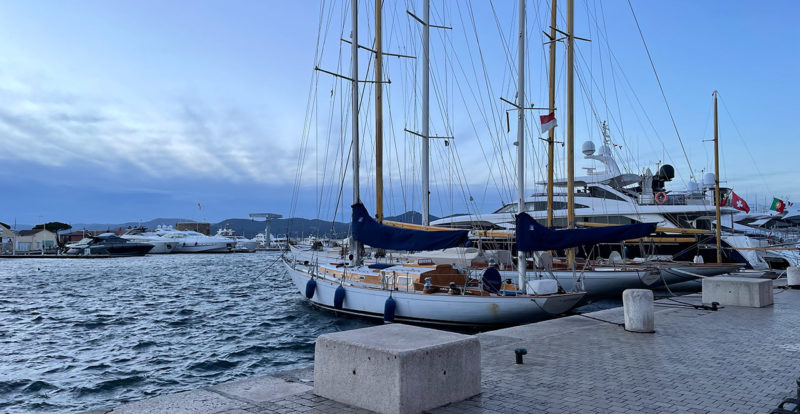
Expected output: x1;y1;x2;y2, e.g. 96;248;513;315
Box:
516;212;657;252
351;203;469;251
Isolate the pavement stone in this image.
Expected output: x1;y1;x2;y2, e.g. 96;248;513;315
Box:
88;286;800;414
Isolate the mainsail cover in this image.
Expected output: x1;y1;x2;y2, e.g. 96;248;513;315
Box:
352;203;469;251
516;212;656;252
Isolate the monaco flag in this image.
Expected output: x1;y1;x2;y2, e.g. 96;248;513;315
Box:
729;191;750;213
540;112;557;133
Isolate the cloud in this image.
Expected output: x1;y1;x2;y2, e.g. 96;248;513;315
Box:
0;69;302;184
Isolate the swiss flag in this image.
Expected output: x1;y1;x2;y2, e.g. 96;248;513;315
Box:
730;191;750;213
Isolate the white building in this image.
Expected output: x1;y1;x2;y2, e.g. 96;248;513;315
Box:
15;229;57;252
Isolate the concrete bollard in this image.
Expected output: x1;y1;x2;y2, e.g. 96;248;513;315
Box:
787;266;800;288
622;289;654;333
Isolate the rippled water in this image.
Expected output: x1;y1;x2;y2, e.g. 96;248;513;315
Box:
0;253;373;413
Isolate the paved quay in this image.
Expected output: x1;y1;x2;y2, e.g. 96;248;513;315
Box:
87;283;800;414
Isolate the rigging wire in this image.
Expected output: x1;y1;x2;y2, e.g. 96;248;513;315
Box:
626;0;695;182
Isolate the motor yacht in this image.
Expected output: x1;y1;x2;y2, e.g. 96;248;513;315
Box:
121;227;176;254
155;225;233;253
65;233;154;256
215;226;258;252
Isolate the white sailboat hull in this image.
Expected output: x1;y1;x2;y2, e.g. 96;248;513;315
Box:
500;268;657;298
285;261;584;327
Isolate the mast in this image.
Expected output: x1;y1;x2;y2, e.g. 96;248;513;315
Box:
351;0;361;265
516;0;526;291
566;0;575;268
375;0;384;222
421;0;430;226
713;90;722;263
546;0;557;228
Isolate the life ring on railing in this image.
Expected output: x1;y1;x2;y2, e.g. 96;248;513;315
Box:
655;192;668;204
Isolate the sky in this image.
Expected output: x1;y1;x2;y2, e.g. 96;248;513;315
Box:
1;0;798;226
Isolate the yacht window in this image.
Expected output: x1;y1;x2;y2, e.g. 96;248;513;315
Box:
588;186;626;201
494;201;587;214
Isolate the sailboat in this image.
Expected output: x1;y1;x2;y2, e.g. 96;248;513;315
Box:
282;0;619;327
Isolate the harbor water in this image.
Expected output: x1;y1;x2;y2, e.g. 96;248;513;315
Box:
0;252;622;413
0;253;373;413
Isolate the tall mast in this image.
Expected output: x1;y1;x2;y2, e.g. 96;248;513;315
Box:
516;0;526;291
566;0;575;268
713;90;722;263
351;0;361;265
546;0;557;228
375;0;384;222
421;0;430;226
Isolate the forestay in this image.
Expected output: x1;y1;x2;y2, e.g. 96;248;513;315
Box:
352;203;469;251
516;212;656;252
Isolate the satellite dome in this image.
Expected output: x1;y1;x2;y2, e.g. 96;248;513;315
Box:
702;172;716;187
581;141;596;156
687;180;699;192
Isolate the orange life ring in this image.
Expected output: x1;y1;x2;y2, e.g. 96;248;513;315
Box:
655;192;668;204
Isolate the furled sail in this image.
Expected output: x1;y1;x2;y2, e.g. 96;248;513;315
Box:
516;212;656;252
352;203;469;251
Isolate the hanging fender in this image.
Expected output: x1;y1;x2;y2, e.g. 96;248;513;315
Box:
333;286;346;309
655;192;668;204
305;279;317;299
383;296;396;323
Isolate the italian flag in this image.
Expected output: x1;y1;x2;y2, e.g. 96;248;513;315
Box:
540;112;557;133
770;197;786;213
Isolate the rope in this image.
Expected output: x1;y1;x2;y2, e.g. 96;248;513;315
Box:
626;0;694;181
575;313;624;327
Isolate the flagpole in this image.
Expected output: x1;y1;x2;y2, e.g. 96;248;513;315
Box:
713;90;722;264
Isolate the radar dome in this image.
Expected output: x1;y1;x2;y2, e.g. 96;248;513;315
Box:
581;141;596;156
702;172;716;187
687;181;699;192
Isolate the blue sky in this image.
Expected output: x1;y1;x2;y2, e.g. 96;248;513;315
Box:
1;1;798;225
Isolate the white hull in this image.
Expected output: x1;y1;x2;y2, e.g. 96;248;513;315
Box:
145;241;175;254
285;260;585;327
500;268;658;298
173;242;232;253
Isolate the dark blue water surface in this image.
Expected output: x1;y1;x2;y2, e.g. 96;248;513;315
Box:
0;253;373;413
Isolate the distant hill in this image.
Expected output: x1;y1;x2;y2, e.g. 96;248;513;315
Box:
15;211;443;239
384;211;440;224
70;218;195;232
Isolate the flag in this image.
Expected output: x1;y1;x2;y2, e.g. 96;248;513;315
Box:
730;192;750;213
770;197;786;213
540;112;557;133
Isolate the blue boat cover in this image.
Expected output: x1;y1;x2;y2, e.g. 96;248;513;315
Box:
352;203;469;251
516;212;656;252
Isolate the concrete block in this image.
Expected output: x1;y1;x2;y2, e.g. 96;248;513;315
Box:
702;276;773;308
622;289;654;333
787;266;800;287
314;323;481;414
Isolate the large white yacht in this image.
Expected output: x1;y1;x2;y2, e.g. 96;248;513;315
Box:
215;226;258;252
432;127;766;269
155;225;233;253
121;228;176;254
